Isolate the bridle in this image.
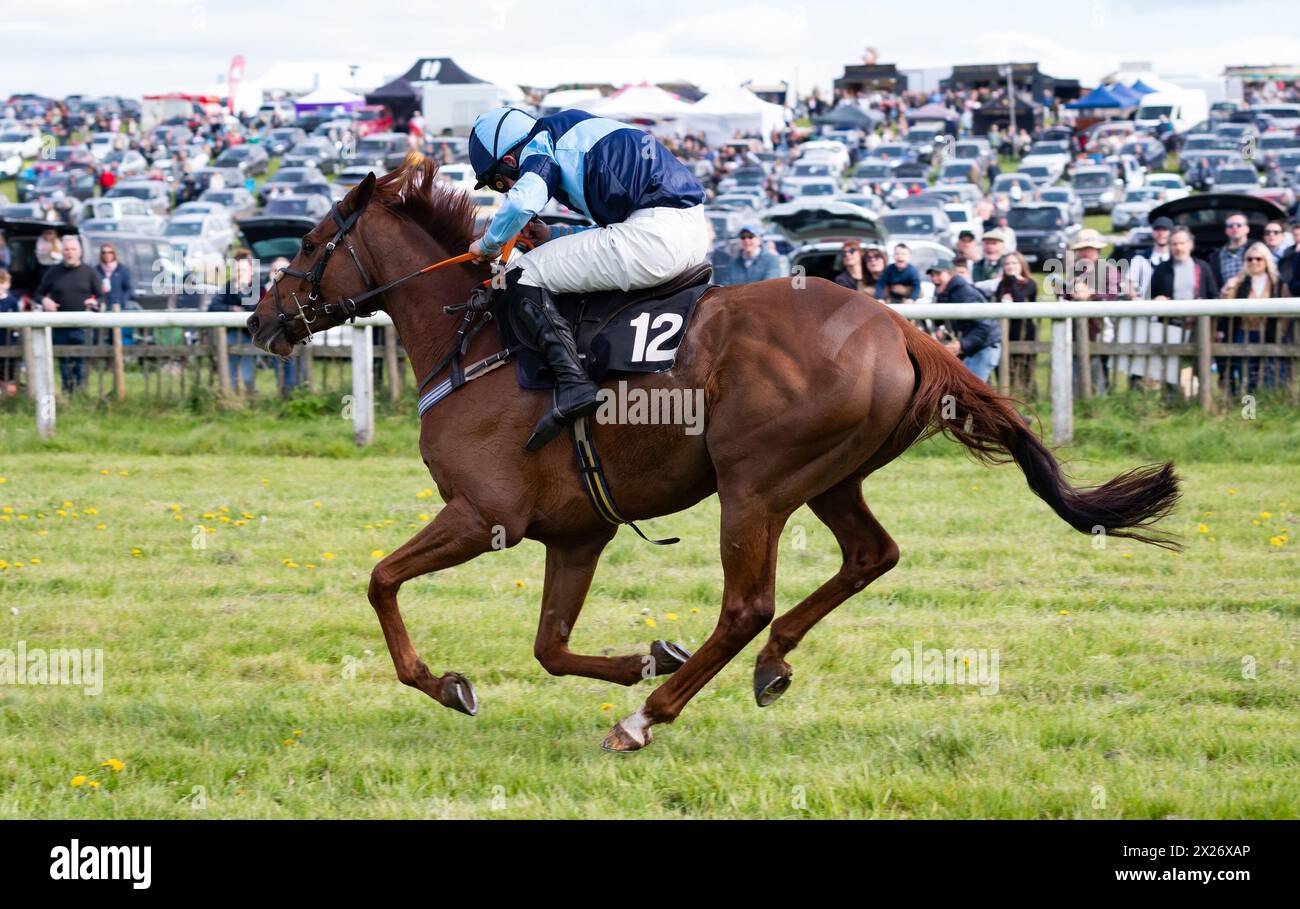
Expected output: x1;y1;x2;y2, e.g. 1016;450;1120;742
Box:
268;192;489;346
269;197;378;343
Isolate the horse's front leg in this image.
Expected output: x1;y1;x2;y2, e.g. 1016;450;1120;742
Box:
367;497;503;715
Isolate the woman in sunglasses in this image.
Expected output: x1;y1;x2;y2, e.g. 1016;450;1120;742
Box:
1220;241;1287;394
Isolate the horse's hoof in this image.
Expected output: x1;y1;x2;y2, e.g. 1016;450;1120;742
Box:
439;672;478;716
754;665;792;707
650;639;692;674
601;710;653;752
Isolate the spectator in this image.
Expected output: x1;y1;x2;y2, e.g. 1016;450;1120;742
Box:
1211;212;1251;286
928;257;1001;382
972;228;1008;283
1220;241;1288;394
36;229;63;267
1147;216;1174;266
954;229;978;263
993;251;1038;395
266;256;299;395
212;250;260;396
34;235;99;396
1150;227;1219;301
1058;229;1124;393
833;240;874;294
0;268;19;395
714;224;782;286
1262;220;1291;284
94;241;137;344
877;244;921;302
862;246;887;290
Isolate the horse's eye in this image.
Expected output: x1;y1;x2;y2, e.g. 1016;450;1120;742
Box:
302;239;316;254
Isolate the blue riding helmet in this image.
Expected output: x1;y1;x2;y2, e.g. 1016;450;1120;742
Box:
469;107;538;191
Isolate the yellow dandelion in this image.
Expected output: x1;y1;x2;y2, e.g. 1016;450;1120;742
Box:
168;504;181;512
418;513;430;522
62;500;72;508
416;489;433;499
82;508;97;515
691;607;700;614
129;548;142;558
293;730;303;737
260;479;270;485
36;529;48;536
100;758;125;772
363;523;374;530
173;514;184;521
12;562;23;568
645;617;658;628
1261;511;1272;520
233;520;246;526
1121;552;1132;558
0;476;5;484
322;552;334;560
1270;537;1284;547
1209;536;1217;542
1059;610;1070;616
1228;488;1237;496
313;501;322;509
241;512;254;519
70;775;86;788
665;612;678;621
1;506;11;513
306;564;317;569
99;469;109;475
1197;523;1209;534
17;514;27;520
88;780;101;789
599;703;614;711
514;579;525;588
29;558;41;565
118;470;129;477
283;738;296;746
56;509;66;517
1252;519;1261;526
202;512;215;519
0;516;9;522
371;549;384;558
286;561;300;569
95;523;106;530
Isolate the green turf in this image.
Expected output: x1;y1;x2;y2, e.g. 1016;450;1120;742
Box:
0;401;1296;818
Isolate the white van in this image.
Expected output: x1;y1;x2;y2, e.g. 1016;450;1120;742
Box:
1135;90;1209;135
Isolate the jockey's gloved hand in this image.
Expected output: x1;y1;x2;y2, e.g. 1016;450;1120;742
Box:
468;237;499;262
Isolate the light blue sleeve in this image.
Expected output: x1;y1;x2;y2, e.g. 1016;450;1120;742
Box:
481;170;551;254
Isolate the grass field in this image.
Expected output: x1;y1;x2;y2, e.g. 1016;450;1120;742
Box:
0;398;1297;819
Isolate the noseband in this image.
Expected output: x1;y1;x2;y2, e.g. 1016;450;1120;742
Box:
270;198;377;343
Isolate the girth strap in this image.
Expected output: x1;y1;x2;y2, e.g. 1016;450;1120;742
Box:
570;416;678;545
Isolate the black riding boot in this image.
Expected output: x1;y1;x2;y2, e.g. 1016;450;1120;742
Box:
511;278;600;452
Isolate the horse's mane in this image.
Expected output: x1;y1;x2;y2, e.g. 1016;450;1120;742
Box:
372;152;478;255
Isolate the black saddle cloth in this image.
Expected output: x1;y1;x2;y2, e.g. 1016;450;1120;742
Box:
497;262;716;390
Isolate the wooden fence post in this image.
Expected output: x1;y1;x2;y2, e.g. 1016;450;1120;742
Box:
214;325;232;396
1197;315;1213;412
997;317;1011;395
1075;317;1092;398
21;326;35;401
111;304;126;401
33;326;56;441
384;326;400;404
351;324;374;446
1051;318;1072;445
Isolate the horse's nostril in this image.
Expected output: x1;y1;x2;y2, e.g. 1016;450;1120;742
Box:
246;314;260;335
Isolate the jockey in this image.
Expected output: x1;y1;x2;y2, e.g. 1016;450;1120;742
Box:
467;106;710;451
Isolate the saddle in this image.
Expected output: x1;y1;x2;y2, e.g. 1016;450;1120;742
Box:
497;262;716;390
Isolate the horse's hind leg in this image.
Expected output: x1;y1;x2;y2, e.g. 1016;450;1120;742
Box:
752;478;899;707
603;497;787;751
368;497;501;716
533;531;693;685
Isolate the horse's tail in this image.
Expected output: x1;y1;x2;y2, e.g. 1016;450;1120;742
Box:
883;308;1181;549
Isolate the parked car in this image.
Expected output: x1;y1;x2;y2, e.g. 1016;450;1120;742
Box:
79;215;164;235
937;159;981;184
1019;141;1071;181
78;229;203;309
1119;135;1167;170
256;166;327;205
105;179;171;216
344;132;410;172
88;131;119;161
1145;193;1287;253
164;212;234;255
265;127;308;157
1110;186;1168;231
870;143;914;169
990;172;1037;200
351;105;394;138
1070;165;1125;213
1006;202;1076;267
1036;185;1085;225
1143;172;1190;201
20;169;95;202
879;207;953;247
848;160;894;192
1208;163;1263;193
212;143;269;176
199;187;258;220
0;126;41;161
780;161;839;199
764;199;884;283
262;194;333;220
281;138;339;175
334;164;378;194
100;148;148;178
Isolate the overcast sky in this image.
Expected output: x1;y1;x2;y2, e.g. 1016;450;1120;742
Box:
3;0;1297;98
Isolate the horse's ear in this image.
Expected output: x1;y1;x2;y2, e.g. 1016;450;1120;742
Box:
349;172;377;214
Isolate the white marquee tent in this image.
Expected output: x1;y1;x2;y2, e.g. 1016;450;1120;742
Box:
690;86;787;145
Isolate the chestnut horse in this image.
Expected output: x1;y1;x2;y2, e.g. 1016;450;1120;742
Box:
248;157;1179;752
